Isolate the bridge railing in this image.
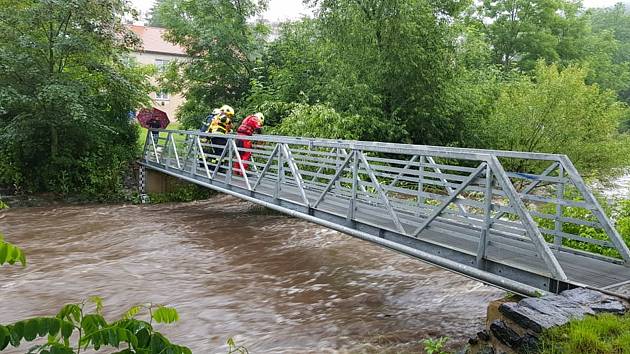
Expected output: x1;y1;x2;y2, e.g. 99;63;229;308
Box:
142;129;630;282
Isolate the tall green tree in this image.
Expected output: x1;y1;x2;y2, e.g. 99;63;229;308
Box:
154;0;269;128
589;3;630;102
0;0;151;196
480;0;589;72
146;0;166;27
248;0;475;145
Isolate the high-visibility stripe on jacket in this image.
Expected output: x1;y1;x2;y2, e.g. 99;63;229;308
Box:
209;113;232;134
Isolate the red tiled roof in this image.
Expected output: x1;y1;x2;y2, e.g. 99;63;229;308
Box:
129;25;186;56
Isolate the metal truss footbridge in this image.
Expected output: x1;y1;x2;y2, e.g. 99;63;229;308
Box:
140;129;630;297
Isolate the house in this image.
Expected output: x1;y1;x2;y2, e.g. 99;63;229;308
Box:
129;25;187;122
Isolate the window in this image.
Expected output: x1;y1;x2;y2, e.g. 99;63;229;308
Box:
155;90;170;101
155;59;169;73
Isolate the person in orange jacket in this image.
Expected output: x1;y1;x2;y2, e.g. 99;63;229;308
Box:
233;112;264;176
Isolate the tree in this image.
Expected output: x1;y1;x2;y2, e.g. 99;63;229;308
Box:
246;0;476;145
146;0;166;27
0;0;152;197
480;0;590;72
589;3;630;103
154;0;269;128
476;62;630;172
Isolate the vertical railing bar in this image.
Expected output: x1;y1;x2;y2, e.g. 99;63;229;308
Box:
275;145;283;200
477;166;493;268
194;136;211;179
417;155;425;216
554;165;565;249
230;139;251;190
340;148;367;194
347;150;359;221
227;137;233;185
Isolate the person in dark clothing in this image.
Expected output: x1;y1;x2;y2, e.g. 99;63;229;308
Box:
147;118;161;144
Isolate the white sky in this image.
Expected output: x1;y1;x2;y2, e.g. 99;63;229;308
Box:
130;0;312;22
130;0;622;23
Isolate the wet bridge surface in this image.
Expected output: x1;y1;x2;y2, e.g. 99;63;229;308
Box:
140;130;630;297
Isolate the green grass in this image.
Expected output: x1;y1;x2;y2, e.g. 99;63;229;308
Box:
138;122;183;150
540;313;630;354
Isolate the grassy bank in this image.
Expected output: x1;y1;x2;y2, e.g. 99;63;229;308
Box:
540;313;630;353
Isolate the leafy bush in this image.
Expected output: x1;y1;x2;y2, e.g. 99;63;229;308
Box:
0;298;191;354
422;336;450;354
476;62;630;172
270;103;393;141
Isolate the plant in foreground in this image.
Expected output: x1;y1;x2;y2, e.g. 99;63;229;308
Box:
422;336;450;354
0;297;190;354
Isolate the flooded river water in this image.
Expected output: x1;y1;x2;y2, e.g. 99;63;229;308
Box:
0;195;502;353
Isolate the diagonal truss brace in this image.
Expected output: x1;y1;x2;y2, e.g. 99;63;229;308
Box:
488;156;568;280
413;163;487;237
280;144;311;207
558;156;630;264
313;151;355;208
358;152;406;234
252;144;280;191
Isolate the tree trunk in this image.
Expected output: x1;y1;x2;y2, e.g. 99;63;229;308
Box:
51;125;59;158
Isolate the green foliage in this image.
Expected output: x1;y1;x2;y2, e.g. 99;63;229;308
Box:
0;199;7;209
0;233;26;267
475;62;630;172
270;103;389;141
0;0;152;198
536;197;630;258
422;336;450;354
143;183;214;204
226;338;249;354
154;0;269;128
0;298;191;354
479;0;589;72
540;313;630;354
589;3;630;104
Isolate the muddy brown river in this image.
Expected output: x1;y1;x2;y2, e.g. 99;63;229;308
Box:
0;195;502;353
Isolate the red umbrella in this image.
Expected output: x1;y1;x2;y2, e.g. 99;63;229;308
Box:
137;108;170;129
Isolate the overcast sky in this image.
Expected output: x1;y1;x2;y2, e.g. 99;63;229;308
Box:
130;0;623;23
131;0;312;22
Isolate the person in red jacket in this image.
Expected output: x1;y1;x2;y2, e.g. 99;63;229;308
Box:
233;112;264;176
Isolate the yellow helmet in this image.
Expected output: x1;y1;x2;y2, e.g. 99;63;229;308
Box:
220;105;235;116
254;112;265;124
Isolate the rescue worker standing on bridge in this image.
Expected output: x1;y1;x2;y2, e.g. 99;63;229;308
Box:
208;104;234;164
233;112;264;176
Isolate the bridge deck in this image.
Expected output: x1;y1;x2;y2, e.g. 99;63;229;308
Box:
140;131;630;296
